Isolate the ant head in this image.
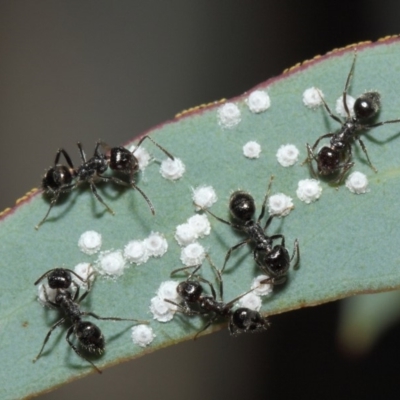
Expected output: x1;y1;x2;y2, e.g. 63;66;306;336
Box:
48;268;72;289
229;308;270;335
229;191;255;221
42;166;74;191
109;147;138;173
354;92;381;120
76;321;105;353
177;281;203;303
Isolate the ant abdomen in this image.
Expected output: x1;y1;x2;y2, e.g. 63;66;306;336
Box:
75;321;105;354
42;165;74;192
229;308;270;335
317;147;341;174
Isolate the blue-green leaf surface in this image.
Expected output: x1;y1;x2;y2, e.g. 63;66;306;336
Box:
2;37;400;399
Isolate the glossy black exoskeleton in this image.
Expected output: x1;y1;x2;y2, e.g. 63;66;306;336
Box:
165;263;270;339
33;268;142;373
198;177;299;293
36;135;174;229
305;51;400;184
36;149;78;229
100;135;174;214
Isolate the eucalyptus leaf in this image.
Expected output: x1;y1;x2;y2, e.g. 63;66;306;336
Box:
2;37;400;399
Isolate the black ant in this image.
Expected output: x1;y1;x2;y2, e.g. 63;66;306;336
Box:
196;176;299;295
165;260;270;339
36;135;174;229
305;50;400;184
36;148;78;229
33;268;144;373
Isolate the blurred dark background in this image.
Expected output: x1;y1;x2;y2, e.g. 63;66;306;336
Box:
1;1;400;399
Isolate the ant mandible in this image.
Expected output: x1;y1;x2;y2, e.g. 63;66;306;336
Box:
165;260;270;339
196;176;299;296
36;135;174;229
305;50;400;184
33;268;144;373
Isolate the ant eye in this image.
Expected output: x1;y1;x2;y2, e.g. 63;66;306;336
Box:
229;191;255;221
354;92;381;120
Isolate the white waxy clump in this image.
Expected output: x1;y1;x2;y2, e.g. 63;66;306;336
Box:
243;141;262;159
237;292;262;312
268;193;294;217
150;295;176;322
128;145;152;170
192;185;217;210
175;223;198;246
78;230;102;255
157;281;180;310
246;90;271;113
131;324;156;347
303;87;324;108
345;171;369;194
296;179;322;204
180;242;206;266
124;240;149;265
336;95;355;118
217;102;241;128
73;263;95;288
276;144;300;167
251;275;273;297
37;283;58;305
187;214;211;238
96;250;126;277
160;157;185;180
144;232;168;257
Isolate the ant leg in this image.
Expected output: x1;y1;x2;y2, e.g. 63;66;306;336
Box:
81;312;149;324
357;137;377;172
305;144;318;177
193;318;216;340
65;326;102;374
317;89;343;124
164;299;202;316
83;312;147;324
129;182;155;215
302;133;334;168
291;239;300;270
335;160;354;185
221;239;251;276
76;142;88;163
262;215;274;232
33;317;66;362
257;175;274;222
135;135;174;160
205;254;223;301
88;182;115;215
269;234;285;246
342;50;357;118
170;264;203;278
197;207;243;231
99;173;155;215
35;193;60;230
55;149;75;170
363;118;400;129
